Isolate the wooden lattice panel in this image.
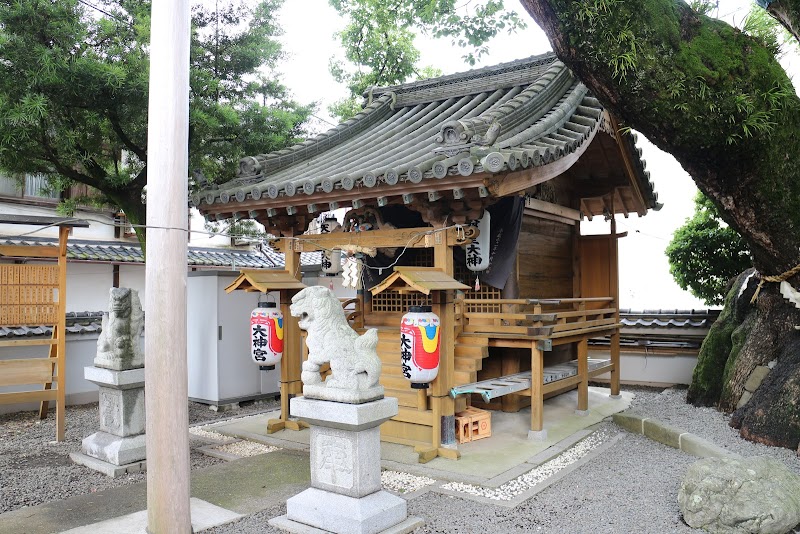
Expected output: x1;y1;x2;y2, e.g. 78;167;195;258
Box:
0;265;59;326
371;290;432;313
455;264;502;313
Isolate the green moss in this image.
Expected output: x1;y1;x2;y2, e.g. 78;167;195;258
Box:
719;310;754;402
687;276;742;406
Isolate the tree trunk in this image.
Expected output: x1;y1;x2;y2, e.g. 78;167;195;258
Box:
520;0;800;449
107;189;148;249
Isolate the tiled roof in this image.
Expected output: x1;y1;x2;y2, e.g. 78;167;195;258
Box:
0;311;103;338
618;309;720;330
193;53;657;216
0;236;322;268
590;309;721;350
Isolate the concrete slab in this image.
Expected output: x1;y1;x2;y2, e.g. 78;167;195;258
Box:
58;498;241;533
0;450;309;534
214;387;632;484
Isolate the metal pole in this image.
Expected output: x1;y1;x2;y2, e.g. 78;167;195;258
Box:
145;0;192;532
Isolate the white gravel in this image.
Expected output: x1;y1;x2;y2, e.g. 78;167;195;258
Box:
211;441;280;457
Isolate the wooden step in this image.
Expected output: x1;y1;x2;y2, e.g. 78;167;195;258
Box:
380;374;422;390
454;369;477;385
454;344;488;359
454;357;482;372
385;387;424;408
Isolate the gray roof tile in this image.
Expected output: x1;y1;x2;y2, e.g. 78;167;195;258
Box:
192;53;656;212
0;237;321;268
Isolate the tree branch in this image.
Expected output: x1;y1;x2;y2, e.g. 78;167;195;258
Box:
107;111;147;162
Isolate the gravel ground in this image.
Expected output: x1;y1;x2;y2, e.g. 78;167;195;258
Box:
2;387;799;533
0;397;279;513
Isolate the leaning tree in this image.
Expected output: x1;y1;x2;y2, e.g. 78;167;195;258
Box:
520;0;800;449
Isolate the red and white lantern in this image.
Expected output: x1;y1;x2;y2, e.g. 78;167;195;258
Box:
400;306;440;389
250;301;283;369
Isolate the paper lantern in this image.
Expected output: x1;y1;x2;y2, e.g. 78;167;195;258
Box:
250;302;283;369
321;216;342;275
466;211;490;272
322;249;342;275
400;306;440;389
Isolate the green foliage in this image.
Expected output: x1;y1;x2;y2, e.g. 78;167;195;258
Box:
328;0;526;119
666;192;751;305
0;0;311;243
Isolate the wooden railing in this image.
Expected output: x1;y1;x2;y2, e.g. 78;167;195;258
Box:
339;297;364;329
461;297;618;341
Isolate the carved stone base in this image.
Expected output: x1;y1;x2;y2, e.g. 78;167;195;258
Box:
80;431;146;466
69;451;146;478
302;384;384;405
282;487;408;534
269;514;424;534
273;397;422;534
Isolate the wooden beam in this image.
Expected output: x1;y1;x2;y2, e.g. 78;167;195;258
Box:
198;172;488;218
0;358;57;387
273;227;469;252
523;198;582;221
489;124;599;198
0;389;58;405
0;338;57;347
608;114;648;216
0;245;60;258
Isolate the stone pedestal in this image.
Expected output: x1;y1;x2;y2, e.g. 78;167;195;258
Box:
70;366;147;477
269;397;423;534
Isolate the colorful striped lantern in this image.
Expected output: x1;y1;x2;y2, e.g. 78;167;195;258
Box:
400;305;440;389
250;301;283;370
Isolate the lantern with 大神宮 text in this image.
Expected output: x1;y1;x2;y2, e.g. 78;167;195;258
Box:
250;301;283;369
400;306;440;388
320;216;342;276
466;211;490;272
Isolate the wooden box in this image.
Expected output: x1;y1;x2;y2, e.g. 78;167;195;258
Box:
455;406;492;443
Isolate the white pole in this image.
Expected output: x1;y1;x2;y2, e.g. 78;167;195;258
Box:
145;0;192;532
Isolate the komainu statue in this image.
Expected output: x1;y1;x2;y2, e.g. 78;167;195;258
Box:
94;288;144;371
290;286;383;403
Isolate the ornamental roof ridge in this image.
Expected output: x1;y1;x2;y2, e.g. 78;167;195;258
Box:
229;93;397;183
369;52;558;103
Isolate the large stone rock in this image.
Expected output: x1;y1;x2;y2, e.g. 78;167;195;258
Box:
678;456;800;534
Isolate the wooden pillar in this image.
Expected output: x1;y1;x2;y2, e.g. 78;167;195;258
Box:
530;342;543;433
431;237;458;459
55;226;68;441
577;339;589;411
609;213;621;396
144;0;191;530
268;239;306;432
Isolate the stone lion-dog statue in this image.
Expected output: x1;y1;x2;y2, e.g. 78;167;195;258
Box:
290;286;383;402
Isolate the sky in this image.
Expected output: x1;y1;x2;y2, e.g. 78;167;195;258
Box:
199;0;789;312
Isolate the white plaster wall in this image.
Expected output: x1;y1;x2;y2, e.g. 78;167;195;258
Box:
0;204;117;241
118;264;146;306
66;263;114;311
590;349;698;386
